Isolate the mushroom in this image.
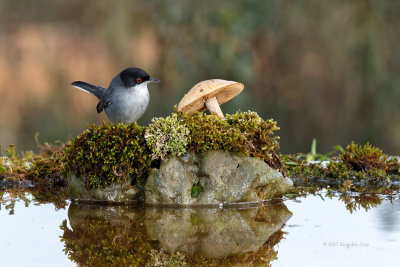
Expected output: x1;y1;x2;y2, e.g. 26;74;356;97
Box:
177;79;244;119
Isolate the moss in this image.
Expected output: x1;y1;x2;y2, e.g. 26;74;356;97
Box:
0;142;68;207
145;113;190;160
341;141;399;173
282;141;400;196
62;110;282;190
0;142;69;212
64;122;152;189
28;141;67;187
179;110;282;169
191;184;203;198
147;250;187;267
0;145;34;180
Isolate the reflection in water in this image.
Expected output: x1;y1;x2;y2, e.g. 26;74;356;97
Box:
377;199;400;233
62;202;292;266
339;193;383;214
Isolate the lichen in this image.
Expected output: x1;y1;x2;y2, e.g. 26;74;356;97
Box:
145;113;190;160
64;122;152;189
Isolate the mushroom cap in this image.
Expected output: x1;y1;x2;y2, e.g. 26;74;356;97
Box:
177;79;244;114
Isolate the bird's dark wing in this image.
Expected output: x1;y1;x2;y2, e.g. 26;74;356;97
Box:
72;81;107;100
96;94;112;113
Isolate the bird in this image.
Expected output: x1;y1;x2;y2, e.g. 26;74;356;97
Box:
72;67;160;124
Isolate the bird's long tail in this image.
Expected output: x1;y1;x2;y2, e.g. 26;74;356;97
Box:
72;81;107;100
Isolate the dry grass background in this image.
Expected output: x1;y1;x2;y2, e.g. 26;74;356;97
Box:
1;0;400;155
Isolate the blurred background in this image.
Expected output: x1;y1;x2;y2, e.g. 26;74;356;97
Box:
1;0;400;155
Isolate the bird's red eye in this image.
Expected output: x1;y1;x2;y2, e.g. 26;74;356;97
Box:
136;78;143;84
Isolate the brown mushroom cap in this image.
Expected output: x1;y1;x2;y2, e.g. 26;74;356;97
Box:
177;79;244;114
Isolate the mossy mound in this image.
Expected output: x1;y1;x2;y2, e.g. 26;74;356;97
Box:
180;111;281;169
64;111;281;190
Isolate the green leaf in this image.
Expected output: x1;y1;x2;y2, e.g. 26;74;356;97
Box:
0;166;7;173
311;138;317;156
334;145;345;154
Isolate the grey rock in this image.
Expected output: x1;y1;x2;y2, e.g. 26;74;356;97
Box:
145;150;293;205
67;150;292;205
68;174;141;203
145;155;199;205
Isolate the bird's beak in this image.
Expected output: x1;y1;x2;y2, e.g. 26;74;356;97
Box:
149;77;161;83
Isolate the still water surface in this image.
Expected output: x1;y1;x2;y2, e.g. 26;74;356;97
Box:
0;192;399;266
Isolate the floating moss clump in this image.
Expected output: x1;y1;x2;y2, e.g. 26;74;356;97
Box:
330;142;400;181
282;141;400;195
0;145;33;181
145;113;190;159
341;142;399;172
179;111;281;169
1;142;67;189
0;142;68;209
29;141;67;188
64;122;152;189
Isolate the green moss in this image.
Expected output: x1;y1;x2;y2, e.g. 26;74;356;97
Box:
64;122;152;189
191;184;203;198
0;144;34;178
179;110;281;169
282;141;400;195
341;141;399;173
147;250;187;267
29;142;66;187
62;111;282;190
0;141;69;210
145;113;190;160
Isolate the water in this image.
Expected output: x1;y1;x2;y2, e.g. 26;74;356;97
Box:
1;192;399;266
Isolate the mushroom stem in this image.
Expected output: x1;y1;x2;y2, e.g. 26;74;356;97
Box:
205;97;224;119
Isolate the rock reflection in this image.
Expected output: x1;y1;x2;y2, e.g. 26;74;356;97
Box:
145;204;292;258
62;202;292;266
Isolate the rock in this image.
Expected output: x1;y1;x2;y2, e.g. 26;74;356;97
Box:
145;150;292;205
67;150;292;205
144;154;199;205
67;174;142;203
